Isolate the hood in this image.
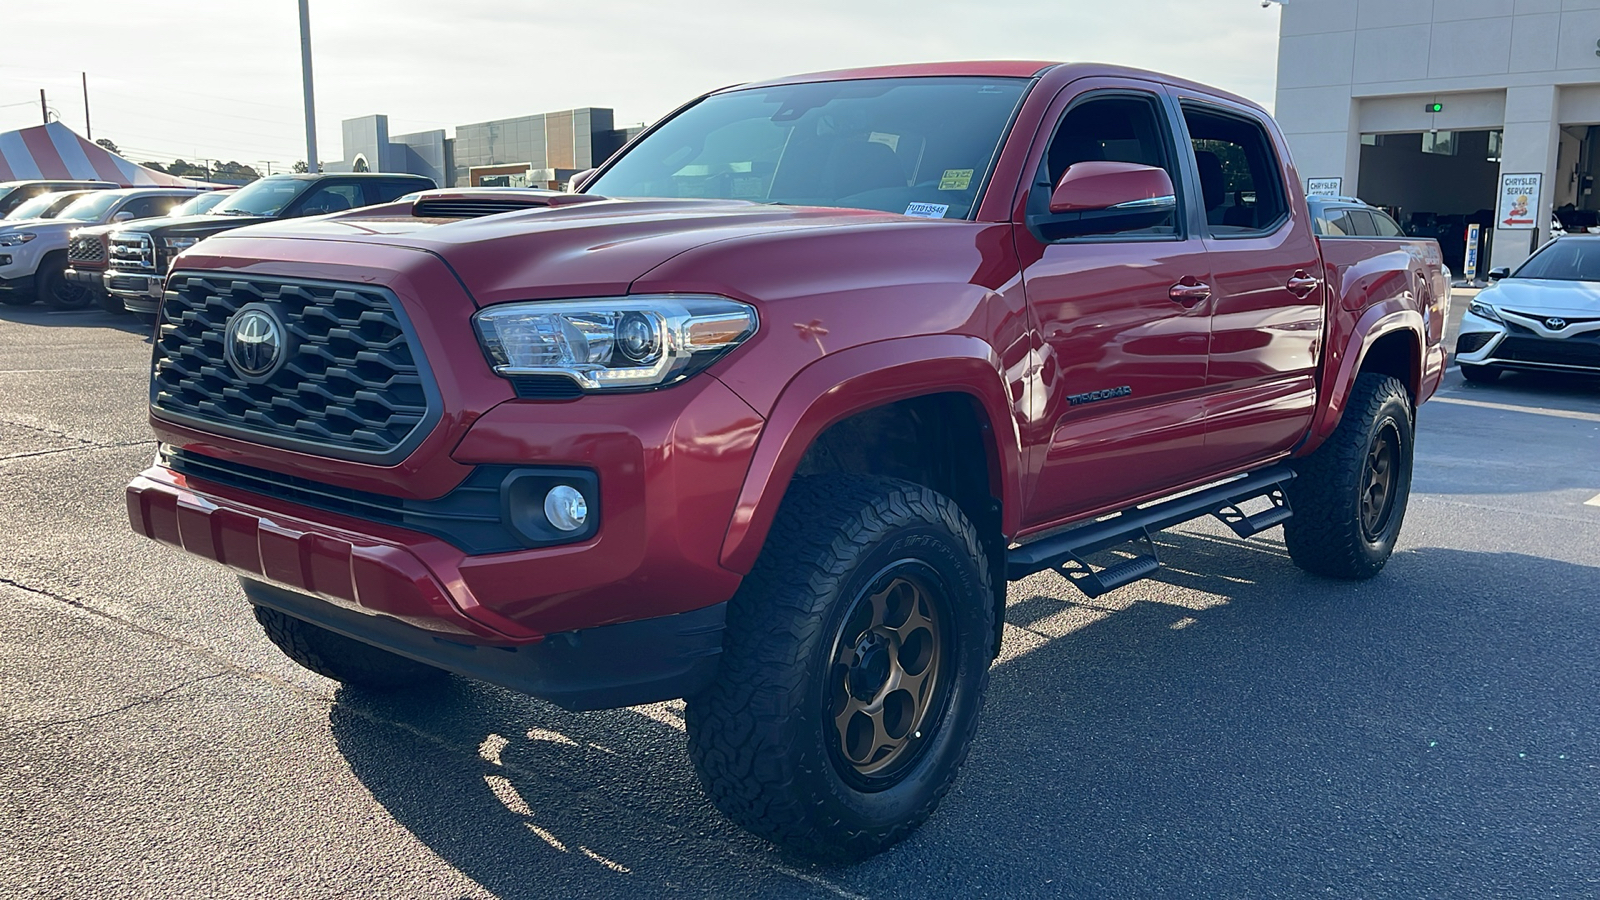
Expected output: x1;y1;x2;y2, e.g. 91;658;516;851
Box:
1479;278;1600;317
199;198;918;305
125;212;272;240
0;218;82;237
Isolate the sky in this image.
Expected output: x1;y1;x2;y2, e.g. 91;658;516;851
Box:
0;0;1283;171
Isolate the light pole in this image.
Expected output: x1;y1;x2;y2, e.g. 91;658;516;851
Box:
298;0;319;173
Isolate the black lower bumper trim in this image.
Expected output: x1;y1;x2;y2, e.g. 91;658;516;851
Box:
240;579;726;711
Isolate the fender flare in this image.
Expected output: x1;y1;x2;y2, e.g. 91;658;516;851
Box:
1306;302;1424;450
718;334;1022;574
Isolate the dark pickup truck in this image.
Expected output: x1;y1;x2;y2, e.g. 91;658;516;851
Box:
127;62;1447;859
105;172;433;320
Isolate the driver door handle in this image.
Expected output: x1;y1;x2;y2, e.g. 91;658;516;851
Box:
1287;271;1321;299
1169;278;1211;308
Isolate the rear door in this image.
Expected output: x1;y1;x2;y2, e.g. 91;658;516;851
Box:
1173;98;1324;470
1016;82;1214;524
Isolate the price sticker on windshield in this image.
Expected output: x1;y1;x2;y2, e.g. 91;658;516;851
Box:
938;169;974;191
904;202;949;219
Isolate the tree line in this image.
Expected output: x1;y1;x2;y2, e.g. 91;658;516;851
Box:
92;138;309;182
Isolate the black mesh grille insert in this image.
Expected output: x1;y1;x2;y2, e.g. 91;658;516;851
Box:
510;375;584;400
414;199;544;218
1455;332;1494;355
1492;336;1600;368
152;274;437;461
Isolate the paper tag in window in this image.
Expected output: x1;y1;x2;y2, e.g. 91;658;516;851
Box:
938;169;973;191
868;132;901;152
904;202;949;219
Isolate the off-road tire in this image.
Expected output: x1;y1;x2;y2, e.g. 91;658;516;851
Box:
685;475;994;862
253;605;449;690
1284;372;1414;579
37;261;92;309
1458;363;1500;384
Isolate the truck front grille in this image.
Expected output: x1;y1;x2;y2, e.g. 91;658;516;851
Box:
67;234;104;264
108;233;156;272
151;273;438;462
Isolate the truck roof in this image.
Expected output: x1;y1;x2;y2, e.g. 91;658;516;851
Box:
734;60;1265;115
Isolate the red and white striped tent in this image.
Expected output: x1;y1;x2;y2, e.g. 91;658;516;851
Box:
0;122;222;188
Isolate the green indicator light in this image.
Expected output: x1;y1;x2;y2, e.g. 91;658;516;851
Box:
1426;103;1444;113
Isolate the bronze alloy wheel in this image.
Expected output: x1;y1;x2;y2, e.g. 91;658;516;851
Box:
826;561;953;788
1360;420;1401;541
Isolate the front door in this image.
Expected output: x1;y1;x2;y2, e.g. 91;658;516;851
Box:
1018;86;1214;526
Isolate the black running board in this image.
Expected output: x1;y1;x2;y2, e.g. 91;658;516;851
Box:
1006;466;1296;598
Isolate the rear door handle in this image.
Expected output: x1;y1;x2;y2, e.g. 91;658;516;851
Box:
1169;279;1211;307
1287;272;1321;299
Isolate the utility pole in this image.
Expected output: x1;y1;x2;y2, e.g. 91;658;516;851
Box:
40;89;47;125
298;0;319;173
82;72;92;140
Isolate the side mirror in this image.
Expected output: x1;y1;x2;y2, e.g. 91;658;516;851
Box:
1036;162;1176;238
567;168;598;193
1488;267;1510;281
111;211;134;223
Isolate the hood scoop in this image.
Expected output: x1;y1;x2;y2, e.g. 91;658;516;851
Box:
411;188;606;219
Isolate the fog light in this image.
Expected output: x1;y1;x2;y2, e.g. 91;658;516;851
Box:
544;485;588;532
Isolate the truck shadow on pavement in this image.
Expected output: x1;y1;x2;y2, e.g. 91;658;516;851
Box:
0;304;152;337
327;530;1600;898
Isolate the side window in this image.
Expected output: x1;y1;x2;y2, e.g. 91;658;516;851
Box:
120;196;176;219
1321;210;1353;236
1346;210;1379;236
1033;93;1181;239
292;183;363;216
1371;211;1405;237
1181;103;1289;235
368;181;422;204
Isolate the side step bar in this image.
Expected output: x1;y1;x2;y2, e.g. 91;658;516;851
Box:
1006;465;1296;598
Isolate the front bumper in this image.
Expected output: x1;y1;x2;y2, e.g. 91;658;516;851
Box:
1455;309;1600;374
243;579;726;710
64;267;106;290
128;462;732;709
104;269;164;314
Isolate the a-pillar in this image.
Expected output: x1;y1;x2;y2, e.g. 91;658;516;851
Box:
1490;85;1559;271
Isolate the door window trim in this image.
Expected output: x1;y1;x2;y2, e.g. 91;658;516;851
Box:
1175;99;1293;241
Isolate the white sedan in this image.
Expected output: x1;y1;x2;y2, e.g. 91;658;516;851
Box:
1455;236;1600;383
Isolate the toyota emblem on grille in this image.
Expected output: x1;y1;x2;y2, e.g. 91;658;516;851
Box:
1545;317;1568;331
224;305;286;379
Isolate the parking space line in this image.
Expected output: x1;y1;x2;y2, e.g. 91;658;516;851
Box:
1430;395;1600;424
1586;494;1600;508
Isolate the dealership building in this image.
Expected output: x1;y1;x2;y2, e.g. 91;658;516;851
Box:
331;109;644;190
1275;0;1600;271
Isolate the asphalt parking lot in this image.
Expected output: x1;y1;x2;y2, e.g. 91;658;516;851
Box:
2;303;1597;899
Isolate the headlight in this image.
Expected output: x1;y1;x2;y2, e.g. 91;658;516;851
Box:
473;295;757;391
1467;300;1502;323
0;232;37;247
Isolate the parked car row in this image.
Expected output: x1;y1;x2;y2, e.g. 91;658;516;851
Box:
0;172;435;318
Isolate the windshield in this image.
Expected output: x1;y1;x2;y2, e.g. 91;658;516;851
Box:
171;191;232;217
57;191;124;222
211;178;307;216
5;191;87;221
586;76;1029;219
1513;240;1600;282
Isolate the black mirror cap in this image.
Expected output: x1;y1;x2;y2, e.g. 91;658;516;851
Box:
1488;267;1511;281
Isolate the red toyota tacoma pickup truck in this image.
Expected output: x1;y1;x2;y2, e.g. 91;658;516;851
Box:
127;61;1447;859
